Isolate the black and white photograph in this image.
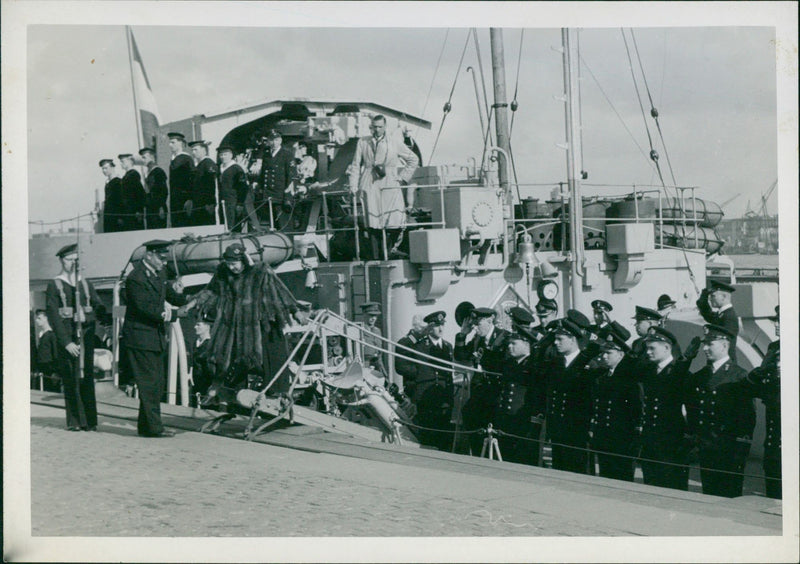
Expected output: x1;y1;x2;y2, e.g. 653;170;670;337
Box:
3;1;798;562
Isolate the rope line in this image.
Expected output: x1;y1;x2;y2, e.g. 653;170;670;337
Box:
416;28;450;138
429;30;471;163
509;29;524;137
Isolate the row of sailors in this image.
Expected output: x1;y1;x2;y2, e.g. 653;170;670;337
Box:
389;291;780;499
100;130;315;233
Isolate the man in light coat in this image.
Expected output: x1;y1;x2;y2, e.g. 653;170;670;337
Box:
349;114;419;260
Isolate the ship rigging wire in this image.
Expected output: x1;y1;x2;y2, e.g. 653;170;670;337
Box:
416;29;450;138
429;31;471;163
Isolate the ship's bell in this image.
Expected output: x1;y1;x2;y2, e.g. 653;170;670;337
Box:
516;234;536;265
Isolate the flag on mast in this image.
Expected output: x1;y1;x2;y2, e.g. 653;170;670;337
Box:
128;28;161;148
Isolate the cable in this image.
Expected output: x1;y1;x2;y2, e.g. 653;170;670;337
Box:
416;29;450;138
509;29;524;137
429;31;471;163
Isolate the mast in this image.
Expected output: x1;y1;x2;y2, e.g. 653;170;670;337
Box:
489;28;511;195
561;28;586;310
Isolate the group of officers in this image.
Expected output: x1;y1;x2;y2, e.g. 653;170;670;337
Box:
386;280;781;499
100;129;311;233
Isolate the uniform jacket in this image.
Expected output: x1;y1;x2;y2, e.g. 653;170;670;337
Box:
45;276;105;349
218;162;248;204
590;355;643;451
122;262;186;352
193;156;218;208
259;146;294;202
121;168;147;218
495;354;545;433
103;177;124;231
35;329;59;369
544;349;595;445
685;359;755;442
145;165;168;214
418;336;454;384
169;152;195;204
744;340;780;453
395;331;426;386
349;133;419;229
638;357;691;458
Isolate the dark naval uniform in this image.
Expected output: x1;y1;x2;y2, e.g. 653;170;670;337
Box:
257;146;295;228
455;325;510;455
639;357;692;491
744;340;781;498
414;335;455;451
589;355;643;481
122;257;186;436
169;152;195;227
218;161;249;231
103;176;124;233
544;350;595;474
121;168;147;231
144;164;168;229
45;275;106;429
192;156;218;226
696;297;739;339
395;330;426;400
686;358;755;497
495;353;546;465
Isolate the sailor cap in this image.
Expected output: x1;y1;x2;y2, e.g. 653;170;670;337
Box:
551;318;583;339
360;302;381;315
167;132;186;141
142;239;172;253
138;147;155;156
566;309;592;331
188;140;210;148
535;299;558;314
217;145;235;154
472;307;497;319
117;153;134;160
98;158;115;167
56;243;78;258
708;279;736;294
454;301;475;325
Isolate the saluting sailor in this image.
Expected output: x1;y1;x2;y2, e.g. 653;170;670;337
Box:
45;244;107;431
696;280;740;340
589;299;614;335
685;324;755;498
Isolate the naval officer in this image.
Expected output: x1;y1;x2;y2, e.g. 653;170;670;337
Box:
685;324;755;497
257;129;295;229
139;147;168;229
122;240;188;437
630;306;664;360
696;280;740;341
413;311;455;450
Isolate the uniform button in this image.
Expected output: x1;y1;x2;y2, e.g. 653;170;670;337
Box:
699;420;704;424
700;400;704;404
696;387;700;392
712;390;717;395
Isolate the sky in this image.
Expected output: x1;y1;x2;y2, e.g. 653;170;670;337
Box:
24;21;781;226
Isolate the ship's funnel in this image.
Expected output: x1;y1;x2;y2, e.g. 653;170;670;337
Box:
516;234;536;265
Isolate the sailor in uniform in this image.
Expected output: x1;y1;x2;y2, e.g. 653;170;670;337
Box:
530;298;560;366
543;318;594;474
743;305;781;498
190;310;215;404
217;145;257;232
495;332;546;465
45;244;108;431
589;323;642;481
630;306;664;360
119;153;146;231
394;314;429;401
685;324;755;497
455;307;509;455
413;311;455;450
122;240;188;437
139;147;168;229
189;140;218;226
100;158;124;233
638;326;696;491
359;302;386;379
167;132;195;227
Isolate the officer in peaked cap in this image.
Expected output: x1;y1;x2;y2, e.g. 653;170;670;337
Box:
637;324;692;491
415;310;455;451
630;306;664;359
359;302;386;377
191;307;216;401
535;298;559;329
543;317;594;474
508;306;538;344
590;299;614;333
697;279;740;341
257;127;294;229
685;323;754;497
454;305;509;456
122;237;188;438
167;131;186;142
590;320;640;482
566;309;592;335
